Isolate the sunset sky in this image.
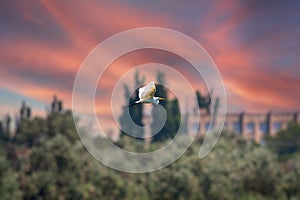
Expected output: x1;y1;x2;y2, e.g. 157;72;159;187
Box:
1;0;300;130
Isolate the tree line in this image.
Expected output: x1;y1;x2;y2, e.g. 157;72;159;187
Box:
0;109;300;199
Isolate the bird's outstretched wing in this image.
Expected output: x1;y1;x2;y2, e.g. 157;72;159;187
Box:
138;81;156;100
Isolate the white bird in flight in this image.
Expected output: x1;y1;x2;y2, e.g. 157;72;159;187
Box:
130;81;165;106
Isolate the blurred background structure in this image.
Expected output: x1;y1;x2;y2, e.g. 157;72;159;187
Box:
189;111;300;143
0;86;299;145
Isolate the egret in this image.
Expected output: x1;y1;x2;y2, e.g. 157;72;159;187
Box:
130;81;165;106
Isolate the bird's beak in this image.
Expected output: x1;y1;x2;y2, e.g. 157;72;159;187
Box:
159;98;166;101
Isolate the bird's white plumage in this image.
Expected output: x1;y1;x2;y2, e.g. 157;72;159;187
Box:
138;87;145;100
132;81;164;105
138;81;156;100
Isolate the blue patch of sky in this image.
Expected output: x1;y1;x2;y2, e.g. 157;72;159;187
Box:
0;88;46;116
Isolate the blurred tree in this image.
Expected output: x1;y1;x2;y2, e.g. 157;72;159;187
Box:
196;90;211;114
15;117;47;147
2;109;300;199
51;95;63;114
155;70;167;108
151;71;180;142
0;120;9;142
125;175;150;200
119;71;145;139
5;114;11;135
200;131;284;199
266;122;300;156
153;99;180;142
282;154;300;199
15;111;77;147
119;84;132;137
47;111;78;143
20;101;31;120
147;154;200;200
0;156;22;200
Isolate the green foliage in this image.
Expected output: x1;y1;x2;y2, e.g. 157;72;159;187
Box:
266;122;300;156
1;111;300;199
200;132;284;199
15;111;78;147
281;154;300;199
0;156;22;200
148;166;199;200
0;121;10;142
266;123;300;199
15;117;47;147
46;111;78;143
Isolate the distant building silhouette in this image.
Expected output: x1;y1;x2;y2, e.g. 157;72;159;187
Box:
188;111;300;143
20;101;31;119
51;95;63;113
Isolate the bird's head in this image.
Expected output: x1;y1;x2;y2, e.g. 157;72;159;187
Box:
154;97;166;105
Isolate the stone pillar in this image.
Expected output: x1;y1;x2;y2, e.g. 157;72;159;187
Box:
143;105;153;145
240;112;246;136
228;122;233;132
254;119;260;143
143;117;151;146
226;116;234;132
199;118;204;136
282;122;288;130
